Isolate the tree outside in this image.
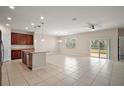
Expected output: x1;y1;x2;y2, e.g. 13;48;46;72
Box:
90;40;108;58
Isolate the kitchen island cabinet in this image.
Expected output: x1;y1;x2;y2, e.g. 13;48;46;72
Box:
22;50;48;70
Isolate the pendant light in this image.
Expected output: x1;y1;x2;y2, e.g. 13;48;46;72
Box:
40;17;45;42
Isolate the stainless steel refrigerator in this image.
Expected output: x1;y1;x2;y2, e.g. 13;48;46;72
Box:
0;30;4;86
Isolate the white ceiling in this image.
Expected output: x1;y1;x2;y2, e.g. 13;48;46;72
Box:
0;6;124;36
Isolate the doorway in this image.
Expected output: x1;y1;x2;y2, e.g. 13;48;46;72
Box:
119;37;124;61
90;39;109;59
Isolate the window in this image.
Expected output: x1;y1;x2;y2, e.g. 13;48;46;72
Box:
65;38;76;48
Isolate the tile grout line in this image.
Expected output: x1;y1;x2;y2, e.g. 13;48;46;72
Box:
33;69;58;86
14;61;30;86
90;61;109;86
109;62;114;86
3;57;122;86
18;61;52;86
29;73;48;86
67;63;99;86
5;63;11;86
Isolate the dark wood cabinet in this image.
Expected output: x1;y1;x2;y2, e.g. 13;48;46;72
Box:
11;32;33;45
19;34;26;44
11;33;18;44
11;32;33;60
11;50;22;59
26;35;33;45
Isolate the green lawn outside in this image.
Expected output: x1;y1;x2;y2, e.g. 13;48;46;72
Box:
90;49;107;54
90;49;108;58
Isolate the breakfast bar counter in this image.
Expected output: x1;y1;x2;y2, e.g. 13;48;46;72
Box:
22;50;48;70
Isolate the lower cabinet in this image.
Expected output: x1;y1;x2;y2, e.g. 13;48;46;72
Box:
22;51;32;69
11;50;21;59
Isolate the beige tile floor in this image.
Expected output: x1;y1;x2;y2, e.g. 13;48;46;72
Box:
1;54;124;86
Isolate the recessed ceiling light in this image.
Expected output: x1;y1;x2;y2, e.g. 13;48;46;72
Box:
41;39;45;42
9;6;15;10
7;17;12;20
25;27;28;30
40;16;44;20
6;24;10;26
31;23;34;26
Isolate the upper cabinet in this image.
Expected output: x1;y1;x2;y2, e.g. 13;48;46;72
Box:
11;32;33;45
26;35;33;45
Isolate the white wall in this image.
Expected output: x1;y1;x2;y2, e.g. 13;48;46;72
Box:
34;32;59;54
59;28;118;61
0;25;11;62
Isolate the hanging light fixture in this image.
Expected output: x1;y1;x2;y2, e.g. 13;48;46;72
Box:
40;17;45;42
33;16;45;42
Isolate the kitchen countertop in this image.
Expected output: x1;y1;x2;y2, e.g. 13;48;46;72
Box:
22;49;47;70
11;48;34;51
22;50;49;54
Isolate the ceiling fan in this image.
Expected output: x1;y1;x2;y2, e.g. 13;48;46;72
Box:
88;23;96;31
82;23;102;31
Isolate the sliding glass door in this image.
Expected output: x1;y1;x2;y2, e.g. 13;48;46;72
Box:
90;39;109;59
90;40;99;58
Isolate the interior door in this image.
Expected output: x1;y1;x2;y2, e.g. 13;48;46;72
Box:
119;37;124;60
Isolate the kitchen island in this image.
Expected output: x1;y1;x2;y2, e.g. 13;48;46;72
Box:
22;50;48;70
